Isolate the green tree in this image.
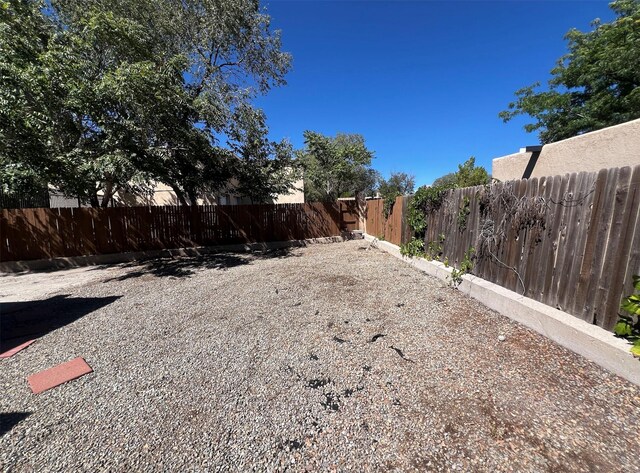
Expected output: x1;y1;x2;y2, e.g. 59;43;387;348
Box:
431;172;456;189
404;157;489;248
298;131;377;202
431;157;489;189
500;0;640;143
0;0;72;198
453;157;490;187
227;105;300;203
378;172;415;217
1;0;293;206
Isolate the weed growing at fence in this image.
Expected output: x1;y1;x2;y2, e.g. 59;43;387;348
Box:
449;247;475;287
399;237;424;258
457;196;471;231
425;234;445;261
614;275;640;357
400;185;450;257
400;233;446;261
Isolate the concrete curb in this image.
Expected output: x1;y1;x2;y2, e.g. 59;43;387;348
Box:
0;236;346;273
364;234;640;386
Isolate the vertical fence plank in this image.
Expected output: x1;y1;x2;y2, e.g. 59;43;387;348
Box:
511;177;536;296
596;166;638;329
1;209;10;261
501;179;525;293
557;172;597;313
539;174;570;307
493;181;514;290
618;165;640;324
582;168;623;325
520;177;545;298
548;172;579;308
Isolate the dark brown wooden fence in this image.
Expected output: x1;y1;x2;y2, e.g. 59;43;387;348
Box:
365;196;411;246
1;202;358;263
418;165;640;331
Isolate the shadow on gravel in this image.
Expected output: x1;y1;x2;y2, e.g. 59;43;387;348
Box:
104;247;299;281
0;412;31;437
0;294;121;352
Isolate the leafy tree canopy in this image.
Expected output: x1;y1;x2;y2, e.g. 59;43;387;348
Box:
378;172;415;217
431;172;456;189
431;157;489;189
0;0;295;206
227;105;300;203
379;172;415;196
407;157;489;238
500;0;640;143
452;157;490;188
298;131;378;202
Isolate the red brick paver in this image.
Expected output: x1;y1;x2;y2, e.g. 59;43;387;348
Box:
27;357;93;394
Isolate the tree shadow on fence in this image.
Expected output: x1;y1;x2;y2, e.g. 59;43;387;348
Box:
296;202;344;239
104;246;301;281
0;294;121;352
2;201;354;264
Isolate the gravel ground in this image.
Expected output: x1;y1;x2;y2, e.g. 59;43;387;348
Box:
0;265;114;302
1;240;640;472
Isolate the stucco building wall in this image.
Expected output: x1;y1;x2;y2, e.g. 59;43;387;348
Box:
113;178;304;206
273;178;304;204
492;118;640;181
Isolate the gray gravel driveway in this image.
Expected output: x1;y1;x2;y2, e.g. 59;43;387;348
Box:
1;240;639;472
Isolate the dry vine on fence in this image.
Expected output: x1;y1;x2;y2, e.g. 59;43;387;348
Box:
475;182;595;294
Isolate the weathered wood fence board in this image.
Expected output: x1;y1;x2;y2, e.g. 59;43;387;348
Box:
365;165;640;331
365;196;410;246
423;165;640;331
1;202;355;263
365;199;384;240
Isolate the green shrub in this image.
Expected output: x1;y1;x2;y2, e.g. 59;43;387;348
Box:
406;185;450;238
614;275;640;357
399;237;424;258
457;196;471;231
425;234;445;261
449;247;475;287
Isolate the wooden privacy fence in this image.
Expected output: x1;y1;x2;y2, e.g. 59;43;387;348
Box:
1;202;359;263
420;165;640;331
365;196;411;246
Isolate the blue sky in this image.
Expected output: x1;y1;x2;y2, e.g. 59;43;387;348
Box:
254;0;615;187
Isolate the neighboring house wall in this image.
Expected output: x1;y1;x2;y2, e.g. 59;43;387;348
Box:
113;178;304;206
492;118;640;181
274;178;304;204
45;177;304;208
114;182;182;207
48;187;82;208
49;192;79;208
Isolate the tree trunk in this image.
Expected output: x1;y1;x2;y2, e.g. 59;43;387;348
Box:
89;192;99;208
187;190;198;207
172;185;189;206
100;181;114;208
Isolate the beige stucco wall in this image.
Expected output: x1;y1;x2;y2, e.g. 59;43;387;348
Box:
492;118;640;181
113;182;182;206
113;178;304;206
274;178;304;204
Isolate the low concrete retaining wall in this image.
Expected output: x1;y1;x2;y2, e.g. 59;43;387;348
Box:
0;236;346;273
365;234;640;386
